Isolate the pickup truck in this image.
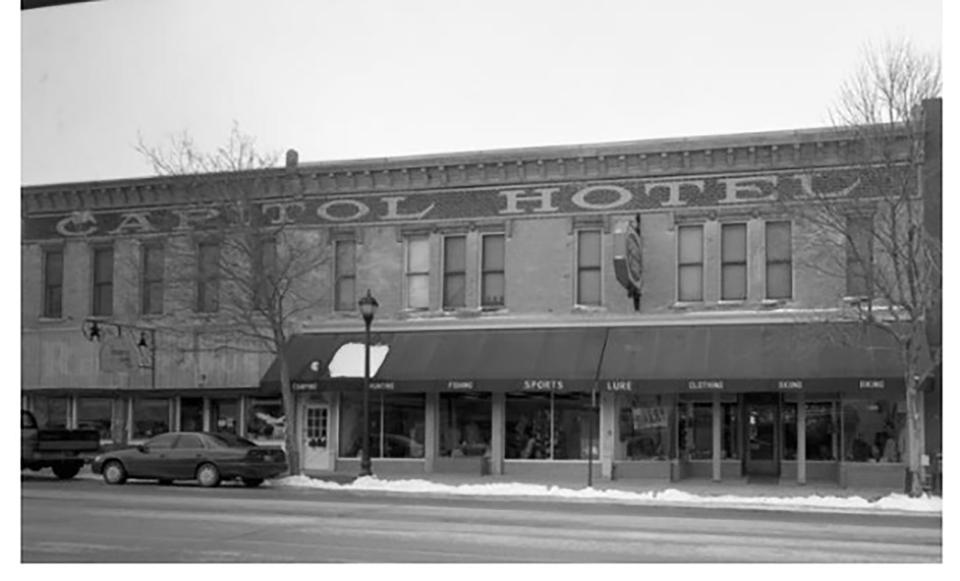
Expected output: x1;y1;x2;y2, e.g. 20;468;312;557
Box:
21;409;101;479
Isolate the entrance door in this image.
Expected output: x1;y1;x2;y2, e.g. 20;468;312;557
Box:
744;394;779;477
302;404;331;472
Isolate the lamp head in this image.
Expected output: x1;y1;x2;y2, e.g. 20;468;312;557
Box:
358;289;379;324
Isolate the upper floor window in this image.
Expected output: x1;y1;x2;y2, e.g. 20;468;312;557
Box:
443;235;466;309
721;223;747;301
678;225;703;302
576;230;602;306
141;244;164;315
765;221;793;300
405;236;430;310
334;239;356;311
92;247;114;317
846;215;874;297
481;234;505;309
43;248;63;318
197;241;220;313
254;237;278;311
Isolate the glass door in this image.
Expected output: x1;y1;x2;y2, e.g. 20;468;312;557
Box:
743;394;780;476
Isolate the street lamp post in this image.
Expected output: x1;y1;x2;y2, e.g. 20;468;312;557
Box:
358;289;379;477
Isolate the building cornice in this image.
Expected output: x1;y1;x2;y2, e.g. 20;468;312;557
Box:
22;124;914;215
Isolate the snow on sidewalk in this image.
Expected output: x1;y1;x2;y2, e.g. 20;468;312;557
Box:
268;474;942;515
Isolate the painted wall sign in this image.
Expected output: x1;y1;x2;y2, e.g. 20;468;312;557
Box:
859;379;885;389
447;380;474;390
522;379;565;391
99;336;135;373
23;169;883;240
605;380;633;392
777;380;803;390
688;380;724;390
613;221;643;304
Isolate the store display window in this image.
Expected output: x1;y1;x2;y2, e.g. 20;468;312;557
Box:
617;394;672;460
842;398;905;463
76;397;113;441
439;393;491;457
179;397;204;432
245;398;285;442
505;392;598;460
132;398;170;439
211;398;239;434
783;401;838;461
31;395;69;428
338;392;425;459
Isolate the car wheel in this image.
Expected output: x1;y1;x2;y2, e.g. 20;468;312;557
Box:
102;460;127;485
242;478;264;488
196;463;221;488
52;463;81;480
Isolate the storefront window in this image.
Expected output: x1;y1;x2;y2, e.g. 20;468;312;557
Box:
338;393;425;459
132;398;170;439
679;402;713;460
246;398;285;442
179;397;204;432
439;393;491;457
782;403;797;460
806;402;838;461
617;394;671;460
31;396;69;428
723;402;740;460
77;397;112;441
506;392;598;460
843;399;905;463
211;398;239;434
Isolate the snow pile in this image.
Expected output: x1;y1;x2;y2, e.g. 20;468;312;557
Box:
268;475;941;514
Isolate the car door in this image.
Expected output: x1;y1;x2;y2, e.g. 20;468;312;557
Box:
168;433;206;479
125;433;178;478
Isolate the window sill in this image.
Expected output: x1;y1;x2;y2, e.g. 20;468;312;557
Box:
716;300;747;306
36;316;66;323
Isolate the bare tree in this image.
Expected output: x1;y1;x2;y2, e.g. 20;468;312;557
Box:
782;40;941;496
136;124;329;475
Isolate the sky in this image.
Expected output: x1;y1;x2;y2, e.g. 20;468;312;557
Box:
18;0;944;187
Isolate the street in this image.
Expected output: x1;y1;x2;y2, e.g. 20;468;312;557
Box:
21;476;941;563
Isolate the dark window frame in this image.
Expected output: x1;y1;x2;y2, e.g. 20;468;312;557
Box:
765;221;793;300
334;238;357;312
720;223;747;301
846;214;874;297
442;235;467;310
481;233;506;309
576;229;602;306
677;224;704;302
196;241;221;313
42;247;64;318
91;246;114;317
141;243;165;315
405;235;430;310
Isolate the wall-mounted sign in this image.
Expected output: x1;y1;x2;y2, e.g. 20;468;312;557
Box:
24;169;880;240
370;381;395;391
522;379;565;391
688;380;724;390
613;220;643;310
447;380;474;390
99;336;136;372
859;379;885;389
605;380;633;392
777;380;803;390
291;382;318;391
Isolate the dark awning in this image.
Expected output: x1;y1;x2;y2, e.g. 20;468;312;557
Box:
259;327;608;393
598;323;906;394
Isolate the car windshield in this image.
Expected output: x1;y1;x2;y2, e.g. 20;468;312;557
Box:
206;433;257;448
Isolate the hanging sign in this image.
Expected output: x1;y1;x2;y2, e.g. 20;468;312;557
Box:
612;220;643;310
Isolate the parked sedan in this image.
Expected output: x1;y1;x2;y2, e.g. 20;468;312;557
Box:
91;431;287;487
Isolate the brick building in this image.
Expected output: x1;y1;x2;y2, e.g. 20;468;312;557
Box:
21;101;941;490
